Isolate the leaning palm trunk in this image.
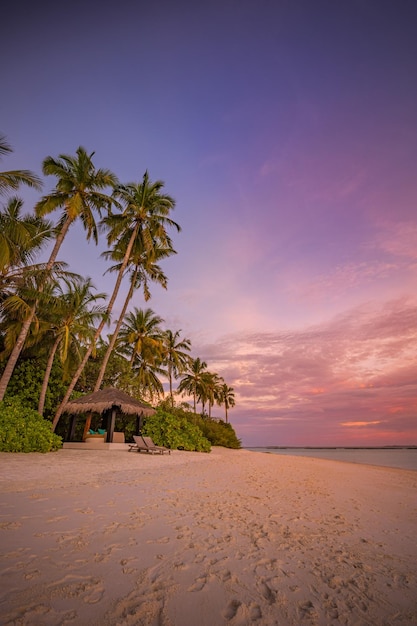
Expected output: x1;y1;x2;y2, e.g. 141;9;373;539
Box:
93;267;138;392
52;225;139;429
38;336;61;415
0;219;72;401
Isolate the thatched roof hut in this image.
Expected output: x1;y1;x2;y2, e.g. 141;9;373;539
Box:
63;387;155;443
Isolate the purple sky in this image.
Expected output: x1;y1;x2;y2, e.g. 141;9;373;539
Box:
2;1;417;446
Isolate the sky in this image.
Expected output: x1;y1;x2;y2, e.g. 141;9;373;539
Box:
2;0;417;446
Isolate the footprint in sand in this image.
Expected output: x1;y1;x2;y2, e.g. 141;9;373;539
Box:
223;599;241;620
46;515;68;523
0;521;21;529
187;576;207;591
48;575;105;604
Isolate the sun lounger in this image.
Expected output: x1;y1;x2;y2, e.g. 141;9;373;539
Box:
128;435;171;454
141;436;171;454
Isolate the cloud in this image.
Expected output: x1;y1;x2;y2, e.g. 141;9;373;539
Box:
191;298;417;446
373;220;417;261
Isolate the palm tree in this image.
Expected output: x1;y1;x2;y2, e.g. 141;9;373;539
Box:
37;277;107;415
118;307;165;366
0;273;51;359
0;197;54;296
117;307;165;402
0;147;117;401
217;383;236;423
52;171;179;427
162;329;191;407
177;357;208;413
202;371;222;418
0;134;42;195
132;358;165;403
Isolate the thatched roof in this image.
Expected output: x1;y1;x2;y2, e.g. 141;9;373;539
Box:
63;387;155;417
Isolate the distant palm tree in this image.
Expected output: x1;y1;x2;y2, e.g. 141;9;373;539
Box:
37;277;107;415
0;134;42;195
0;147;117;401
162;329;191;407
202;371;222;418
217;383;236;423
178;357;208;413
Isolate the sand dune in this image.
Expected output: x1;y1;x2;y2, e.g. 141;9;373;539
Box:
0;447;416;625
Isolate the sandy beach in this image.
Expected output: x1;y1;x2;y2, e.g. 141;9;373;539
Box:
0;447;416;626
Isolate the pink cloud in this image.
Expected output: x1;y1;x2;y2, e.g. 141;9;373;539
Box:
191;298;417;446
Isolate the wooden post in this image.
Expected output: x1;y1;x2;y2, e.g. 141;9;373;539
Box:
82;412;93;441
66;414;77;441
107;406;116;443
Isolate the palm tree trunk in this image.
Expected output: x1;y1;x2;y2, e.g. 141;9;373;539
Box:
0;217;72;402
168;363;173;407
93;267;138;392
38;336;60;415
52;225;139;429
0;313;36;401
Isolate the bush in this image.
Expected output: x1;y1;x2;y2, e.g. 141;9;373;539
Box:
197;418;241;448
143;408;211;452
0;397;62;453
158;401;241;449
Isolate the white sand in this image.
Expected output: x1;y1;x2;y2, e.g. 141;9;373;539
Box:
0;447;416;625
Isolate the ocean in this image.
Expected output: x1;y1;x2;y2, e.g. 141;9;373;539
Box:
245;447;417;471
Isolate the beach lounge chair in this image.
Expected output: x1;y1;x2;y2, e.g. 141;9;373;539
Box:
128;435;171;455
142;436;170;455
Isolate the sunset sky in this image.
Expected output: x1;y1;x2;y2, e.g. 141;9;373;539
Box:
2;0;417;446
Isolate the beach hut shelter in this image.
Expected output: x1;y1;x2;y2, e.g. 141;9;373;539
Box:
63;387;155;443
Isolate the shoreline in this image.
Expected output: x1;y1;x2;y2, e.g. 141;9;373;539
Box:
1;448;416;625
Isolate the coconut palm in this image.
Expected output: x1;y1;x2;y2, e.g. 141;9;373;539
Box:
0;273;52;359
0;197;54;277
132;358;165;403
217;383;236;423
118;307;165;367
37;277;107;415
162;329;191;407
0;197;55;301
201;371;222;418
0;147;117;401
177;357;208;413
0;134;42;195
52;171;179;427
117;307;165;402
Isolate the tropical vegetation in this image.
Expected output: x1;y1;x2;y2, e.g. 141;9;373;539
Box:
0;397;62;453
0;136;238;450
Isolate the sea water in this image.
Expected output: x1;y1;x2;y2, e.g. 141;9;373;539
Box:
246;447;417;471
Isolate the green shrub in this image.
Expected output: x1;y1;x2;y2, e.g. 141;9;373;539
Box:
143;408;211;452
0;398;62;453
196;418;241;448
157;401;241;449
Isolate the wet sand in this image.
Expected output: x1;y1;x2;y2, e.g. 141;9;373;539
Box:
0;447;416;625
